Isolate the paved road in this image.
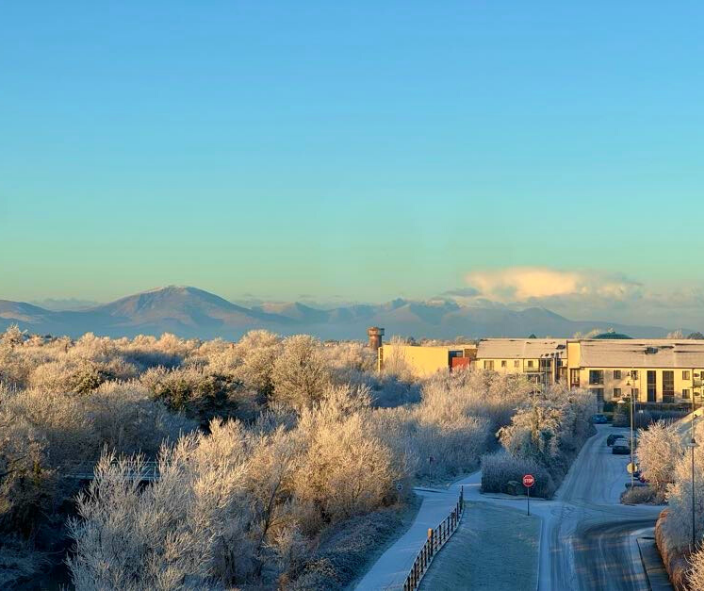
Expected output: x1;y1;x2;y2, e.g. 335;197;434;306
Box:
541;425;665;591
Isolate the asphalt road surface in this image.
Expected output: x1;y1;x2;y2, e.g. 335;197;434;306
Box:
541;425;665;591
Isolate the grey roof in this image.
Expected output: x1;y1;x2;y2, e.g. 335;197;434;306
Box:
475;338;567;359
572;339;704;369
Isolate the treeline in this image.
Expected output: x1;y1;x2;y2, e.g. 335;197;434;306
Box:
0;326;541;589
629;419;704;590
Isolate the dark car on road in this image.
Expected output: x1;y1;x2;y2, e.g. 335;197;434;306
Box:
606;434;622;446
612;442;630;455
592;414;608;424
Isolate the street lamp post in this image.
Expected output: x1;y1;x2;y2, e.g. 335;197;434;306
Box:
687;437;698;548
687;389;698;548
626;371;635;489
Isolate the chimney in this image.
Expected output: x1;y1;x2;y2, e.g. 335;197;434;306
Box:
367;327;385;350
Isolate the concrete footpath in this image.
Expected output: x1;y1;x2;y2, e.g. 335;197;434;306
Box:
354;473;479;590
636;531;673;591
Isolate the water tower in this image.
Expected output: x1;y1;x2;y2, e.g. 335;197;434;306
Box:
367;327;385;350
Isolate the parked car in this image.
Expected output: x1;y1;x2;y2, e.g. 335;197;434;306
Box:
612;443;631;455
606;434;622;446
592;414;608;424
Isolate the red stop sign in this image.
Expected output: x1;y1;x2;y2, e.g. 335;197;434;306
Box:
523;474;535;488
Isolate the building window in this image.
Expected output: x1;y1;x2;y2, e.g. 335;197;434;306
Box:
683;389;691;399
527;360;534;368
631;370;639;380
683;371;691;381
592;388;604;403
663;371;675;403
514;360;520;368
613;388;622;399
589;370;604;385
631;387;639;398
570;369;580;388
613;370;622;380
647;371;656;402
484;360;494;371
501;360;507;368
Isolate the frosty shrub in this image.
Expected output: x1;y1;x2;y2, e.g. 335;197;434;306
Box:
622;485;657;505
662;428;704;554
422;371;534;432
368;374;422;408
68;420;306;589
0;347;34;390
637;421;683;498
1;324;26;347
30;357;138;394
0;402;54;535
481;453;555;498
368;372;529;480
380;336;415;381
141;366;257;424
686;546;704;591
231;330;282;396
497;387;596;476
0;383;194;467
294;385;401;530
272;335;332;411
323;341;376;385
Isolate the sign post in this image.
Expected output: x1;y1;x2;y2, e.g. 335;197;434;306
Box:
523;474;535;516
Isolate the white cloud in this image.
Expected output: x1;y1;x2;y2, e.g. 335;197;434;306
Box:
450;266;702;329
463;267;643;302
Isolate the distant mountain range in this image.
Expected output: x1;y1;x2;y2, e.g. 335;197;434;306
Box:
0;285;691;341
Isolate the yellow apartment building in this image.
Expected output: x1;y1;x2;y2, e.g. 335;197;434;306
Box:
566;339;704;405
377;343;476;378
375;336;704;406
474;338;567;385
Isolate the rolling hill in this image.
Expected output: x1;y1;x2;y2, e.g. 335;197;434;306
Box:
0;286;691;340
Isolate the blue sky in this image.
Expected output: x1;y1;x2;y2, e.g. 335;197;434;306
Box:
0;2;702;325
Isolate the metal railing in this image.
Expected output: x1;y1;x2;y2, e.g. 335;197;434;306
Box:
64;460;160;481
402;486;464;591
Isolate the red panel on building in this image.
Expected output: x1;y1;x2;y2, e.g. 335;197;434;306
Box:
451;357;470;371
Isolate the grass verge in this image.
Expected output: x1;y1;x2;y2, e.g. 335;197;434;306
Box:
419;502;540;591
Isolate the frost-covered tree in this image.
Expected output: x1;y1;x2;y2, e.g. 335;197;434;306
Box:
686;546;704;591
1;324;26;347
232;330;282;397
494;387;596;486
637;421;683;497
295;391;400;526
662;429;704;553
272;335;331;411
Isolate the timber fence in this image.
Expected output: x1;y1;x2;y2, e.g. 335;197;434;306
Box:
402;486;465;591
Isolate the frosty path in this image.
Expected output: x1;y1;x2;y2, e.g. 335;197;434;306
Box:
354;425;668;591
353;473;480;590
